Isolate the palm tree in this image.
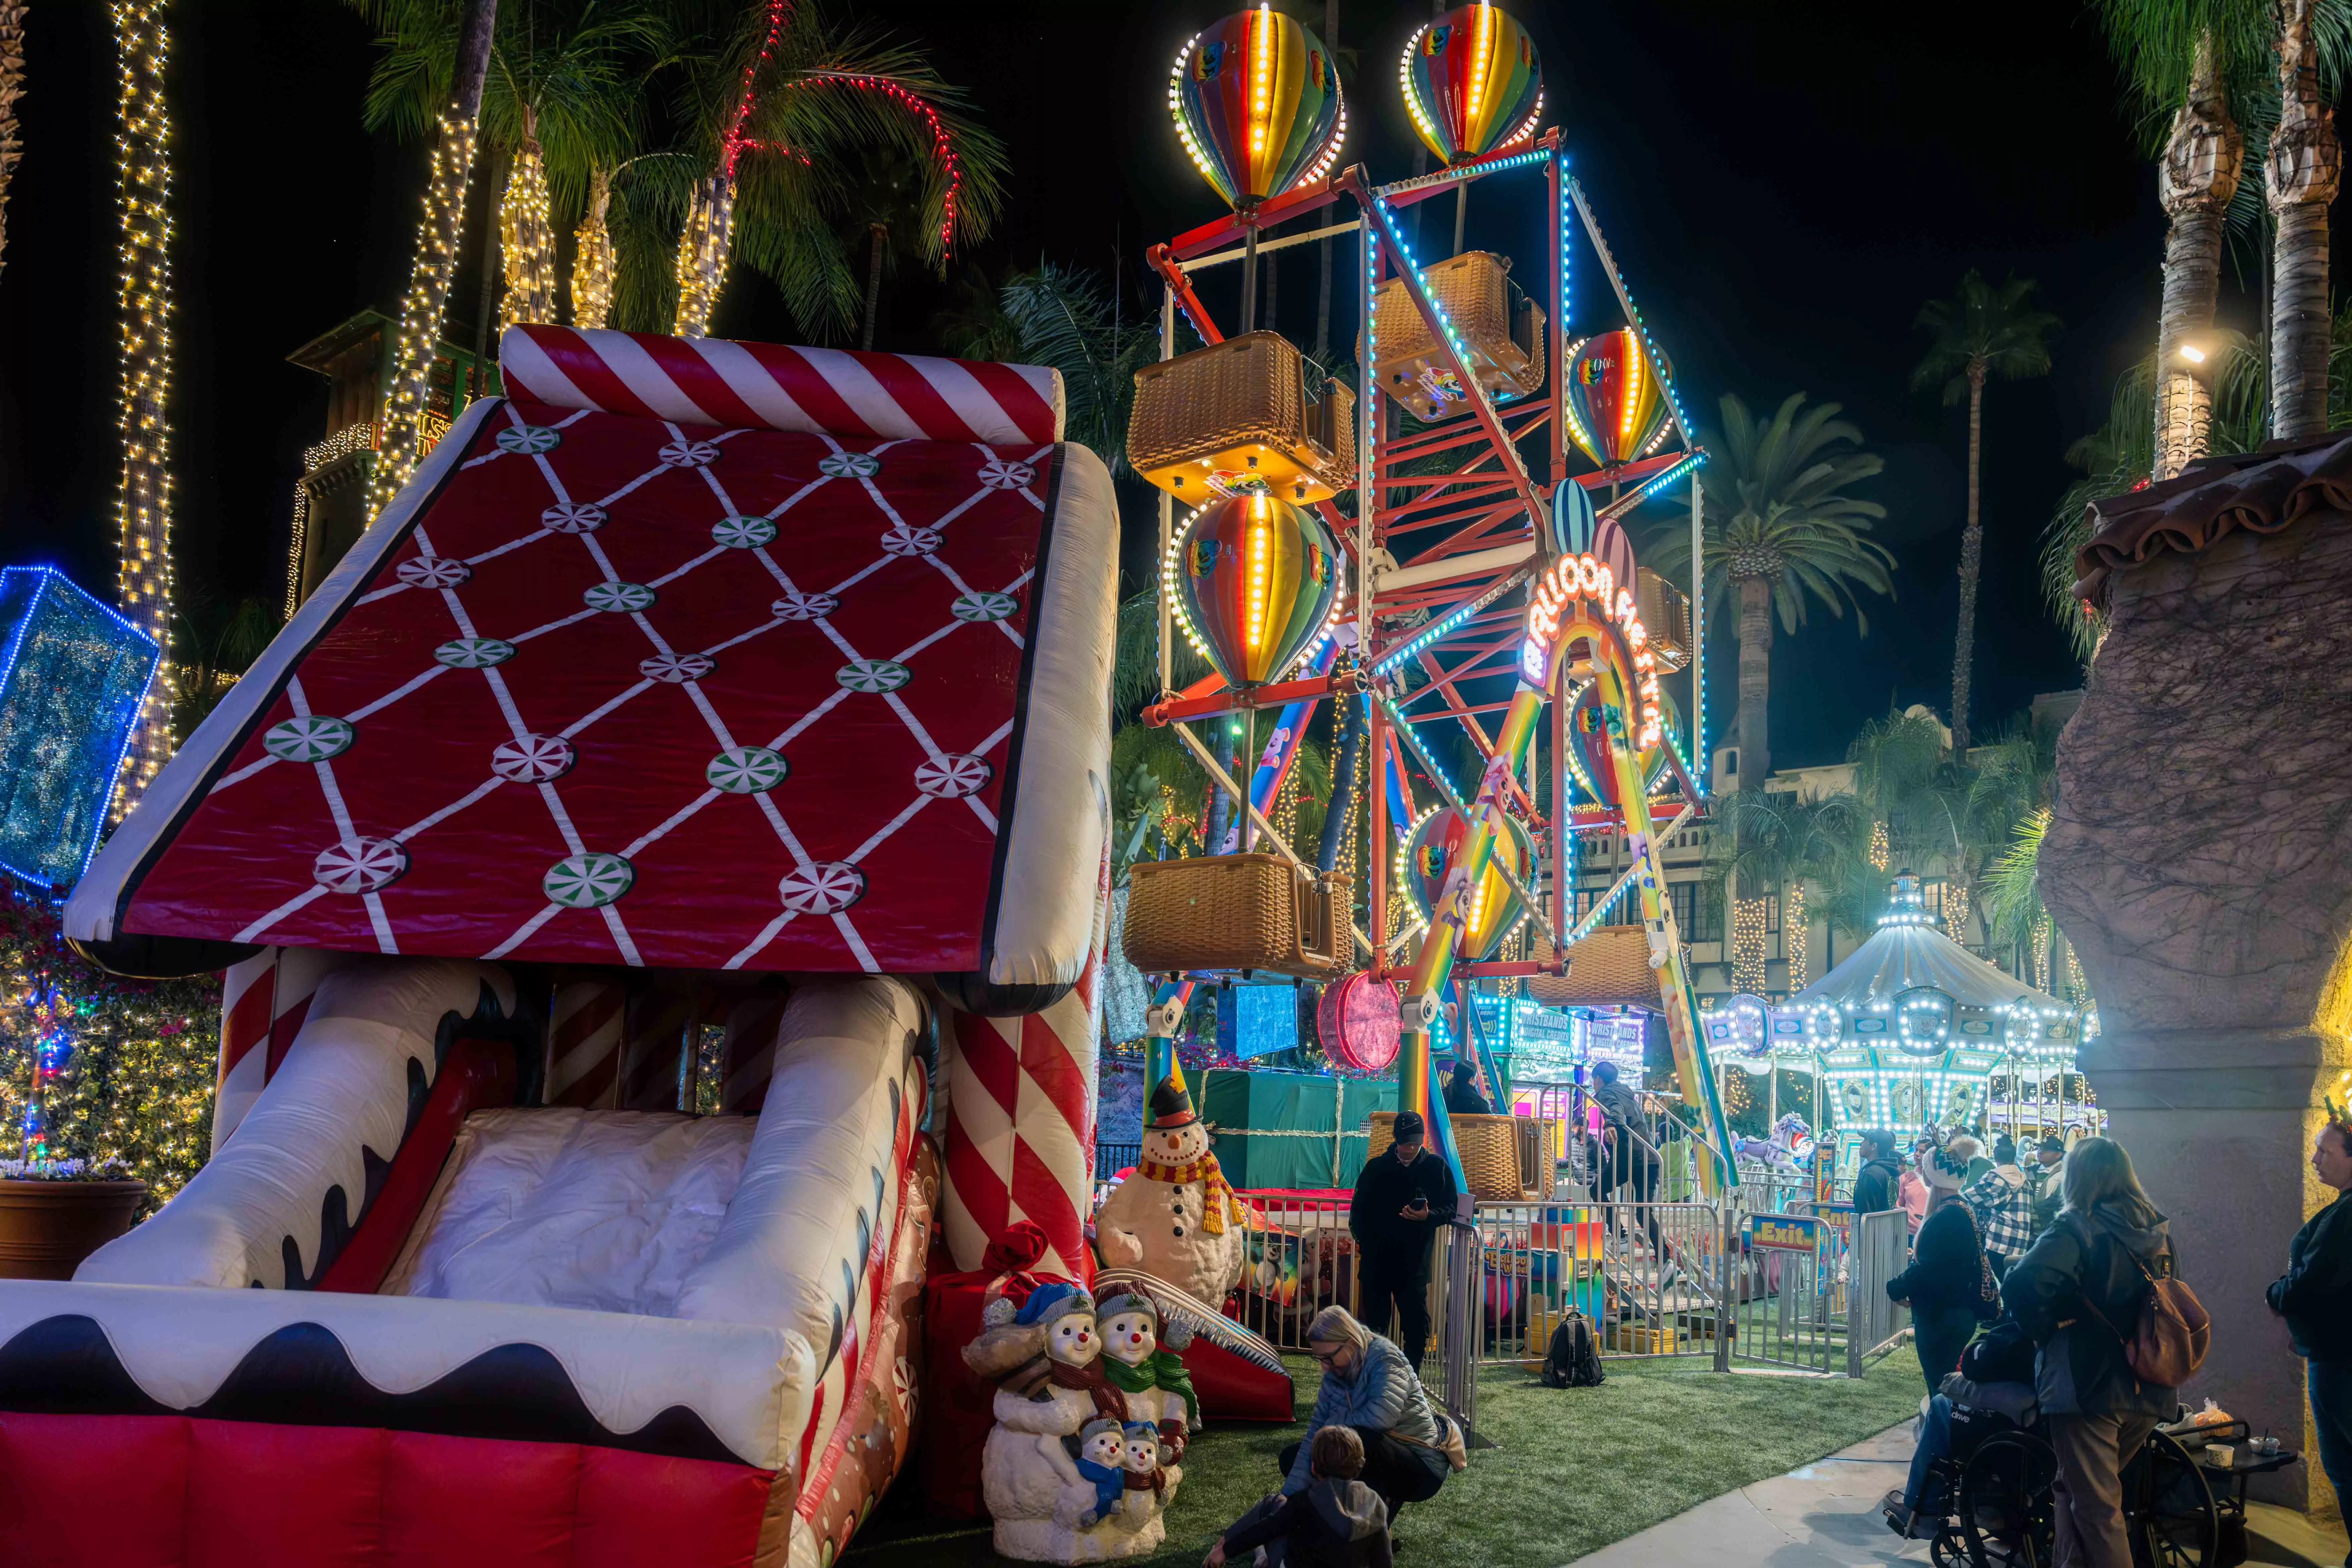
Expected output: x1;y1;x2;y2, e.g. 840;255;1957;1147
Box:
0;4;24;281
359;0;499;519
2268;0;2341;440
637;0;1007;341
1705;786;1871;983
1643;393;1894;794
1910;273;2058;752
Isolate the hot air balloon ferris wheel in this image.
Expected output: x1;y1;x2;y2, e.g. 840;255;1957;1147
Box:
1119;3;1731;1211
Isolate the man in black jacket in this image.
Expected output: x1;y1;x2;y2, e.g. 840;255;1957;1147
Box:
1851;1131;1904;1215
2268;1118;2352;1550
1349;1111;1458;1371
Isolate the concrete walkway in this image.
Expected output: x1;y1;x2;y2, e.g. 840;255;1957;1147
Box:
1567;1422;2349;1568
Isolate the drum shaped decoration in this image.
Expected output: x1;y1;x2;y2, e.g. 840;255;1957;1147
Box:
1401;3;1546;165
1404;805;1533;962
1565;329;1672;469
1316;970;1402;1073
1170;493;1343;688
1171;6;1347;211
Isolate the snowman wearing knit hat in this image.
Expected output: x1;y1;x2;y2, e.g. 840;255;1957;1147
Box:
968;1283;1127;1560
1094;1075;1247;1302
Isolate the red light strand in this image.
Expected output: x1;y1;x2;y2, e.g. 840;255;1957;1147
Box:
785;71;967;255
720;0;796;180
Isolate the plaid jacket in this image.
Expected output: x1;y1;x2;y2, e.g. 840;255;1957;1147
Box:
1961;1166;2036;1259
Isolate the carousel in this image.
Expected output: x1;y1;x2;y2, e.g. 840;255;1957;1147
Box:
1705;873;2093;1150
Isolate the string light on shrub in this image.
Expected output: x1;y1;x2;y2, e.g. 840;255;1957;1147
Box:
368;107;479;520
110;0;178;818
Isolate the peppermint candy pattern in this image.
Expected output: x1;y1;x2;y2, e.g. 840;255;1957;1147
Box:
640;652;715;683
712;514;777;548
264;715;354;763
313;836;408;894
914;753;992;798
544;852;635;909
880;525;942;557
496;425;562;455
706;745;788;794
492;733;576;783
584;580;656;613
397;556;471;589
950;590;1019;623
436;637;516;669
780;861;867;914
836;659;910;693
542;502;607;533
977;457;1035;490
771;592;838;621
819;451;882;478
659;439;721;468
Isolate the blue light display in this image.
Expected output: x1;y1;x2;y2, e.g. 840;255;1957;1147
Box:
0;567;162;888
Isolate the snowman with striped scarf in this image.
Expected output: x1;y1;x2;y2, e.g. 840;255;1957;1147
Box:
1093;1077;1246;1303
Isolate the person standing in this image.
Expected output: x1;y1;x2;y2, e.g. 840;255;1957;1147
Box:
1960;1135;2035;1278
1887;1189;1999;1391
1852;1130;1904;1214
1348;1112;1458;1371
2026;1134;2066;1238
1443;1058;1492;1117
2267;1116;2352;1567
1590;1060;1667;1264
2002;1137;2180;1568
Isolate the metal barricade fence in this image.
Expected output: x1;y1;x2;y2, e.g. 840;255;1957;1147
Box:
1845;1209;1912;1375
1230;1191;1360;1351
1469;1199;1721;1363
1094;1141;1140;1180
1723;1203;1849;1375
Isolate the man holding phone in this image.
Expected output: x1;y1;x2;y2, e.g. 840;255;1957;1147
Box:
1348;1111;1460;1371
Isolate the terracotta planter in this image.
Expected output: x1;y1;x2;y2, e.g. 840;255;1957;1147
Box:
0;1179;148;1280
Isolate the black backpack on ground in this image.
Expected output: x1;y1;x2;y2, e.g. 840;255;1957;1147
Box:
1540;1310;1606;1388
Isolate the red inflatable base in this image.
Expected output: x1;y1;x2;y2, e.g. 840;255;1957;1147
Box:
0;1412;776;1567
1180;1334;1295;1423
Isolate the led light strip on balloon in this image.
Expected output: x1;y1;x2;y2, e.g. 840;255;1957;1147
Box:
1390;803;1534;948
1520;552;1665;749
1157;499;1340;685
1167;11;1348;207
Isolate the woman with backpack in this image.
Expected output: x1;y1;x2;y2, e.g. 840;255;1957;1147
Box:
2001;1137;2197;1568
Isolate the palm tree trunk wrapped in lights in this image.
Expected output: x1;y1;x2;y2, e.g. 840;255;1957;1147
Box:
0;4;26;281
497;119;555;329
111;0;178;816
570;164;615;329
672;172;733;338
2153;35;2240;480
2267;0;2341;444
365;0;496;522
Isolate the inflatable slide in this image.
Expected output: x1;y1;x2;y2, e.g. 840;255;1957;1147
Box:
3;326;1117;1568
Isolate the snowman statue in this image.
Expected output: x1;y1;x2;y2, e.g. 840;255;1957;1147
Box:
1094;1078;1247;1303
964;1283;1126;1562
1094;1288;1199;1467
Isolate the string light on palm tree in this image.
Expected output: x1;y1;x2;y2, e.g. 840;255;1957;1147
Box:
1784;879;1809;988
498;113;556;328
571;165;615;328
110;0;179;818
0;3;26;280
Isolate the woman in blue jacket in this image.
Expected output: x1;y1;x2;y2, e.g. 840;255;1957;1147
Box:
1280;1306;1455;1526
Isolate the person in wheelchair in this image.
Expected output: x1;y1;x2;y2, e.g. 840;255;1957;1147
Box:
1883;1316;2041;1540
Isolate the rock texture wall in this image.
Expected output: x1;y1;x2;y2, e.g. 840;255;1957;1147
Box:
2043;509;2352;1510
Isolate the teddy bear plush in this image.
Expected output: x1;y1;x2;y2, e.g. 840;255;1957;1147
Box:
1093;1078;1246;1303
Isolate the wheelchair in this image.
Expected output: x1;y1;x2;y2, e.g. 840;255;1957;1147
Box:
1915;1398;2230;1568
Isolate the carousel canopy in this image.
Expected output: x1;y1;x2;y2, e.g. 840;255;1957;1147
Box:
1760;874;2076;1056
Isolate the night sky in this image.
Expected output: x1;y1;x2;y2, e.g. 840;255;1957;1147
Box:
0;0;2271;767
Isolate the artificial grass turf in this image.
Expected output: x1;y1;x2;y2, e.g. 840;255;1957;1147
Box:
845;1343;1926;1567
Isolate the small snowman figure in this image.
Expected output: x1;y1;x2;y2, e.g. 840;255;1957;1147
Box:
1055;1418;1132;1530
1118;1420;1174;1525
1094;1288;1199;1467
1094;1076;1246;1302
1042;1418;1168;1561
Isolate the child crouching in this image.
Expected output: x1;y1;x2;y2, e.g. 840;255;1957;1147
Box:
1205;1426;1393;1568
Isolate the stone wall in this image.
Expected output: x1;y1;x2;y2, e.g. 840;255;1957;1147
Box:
2042;511;2352;1510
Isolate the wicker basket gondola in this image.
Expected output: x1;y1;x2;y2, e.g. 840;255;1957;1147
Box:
1358;251;1546;421
1127;331;1357;504
1122;854;1350;979
1634;568;1692;671
1367;1110;1525;1202
1526;925;1660;1009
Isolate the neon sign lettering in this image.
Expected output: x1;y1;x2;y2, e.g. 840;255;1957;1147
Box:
1521;551;1663;749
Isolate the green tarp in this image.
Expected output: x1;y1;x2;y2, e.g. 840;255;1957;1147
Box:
1201;1069;1399;1190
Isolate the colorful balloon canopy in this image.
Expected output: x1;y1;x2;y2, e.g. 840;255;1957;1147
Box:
1400;3;1546;165
1568;682;1680;807
1565;330;1673;469
1171;7;1347;211
1169;493;1343;688
1403;805;1533;963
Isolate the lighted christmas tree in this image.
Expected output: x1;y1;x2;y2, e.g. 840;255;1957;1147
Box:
1;880;216;1202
